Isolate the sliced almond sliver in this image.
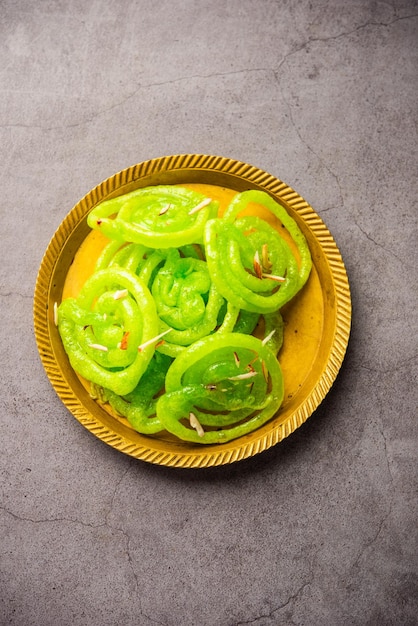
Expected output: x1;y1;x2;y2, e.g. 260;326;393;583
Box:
227;371;258;381
88;343;108;352
189;412;205;437
262;273;286;282
137;328;172;352
188;197;212;215
262;329;276;346
113;289;128;300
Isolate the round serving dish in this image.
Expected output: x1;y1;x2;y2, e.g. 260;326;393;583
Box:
34;154;351;468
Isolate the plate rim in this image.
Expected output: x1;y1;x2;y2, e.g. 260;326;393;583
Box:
33;153;352;468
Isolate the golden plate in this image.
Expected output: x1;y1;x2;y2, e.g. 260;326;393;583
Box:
33;154;351;468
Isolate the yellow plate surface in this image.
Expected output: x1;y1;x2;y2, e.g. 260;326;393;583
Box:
33;154;351;468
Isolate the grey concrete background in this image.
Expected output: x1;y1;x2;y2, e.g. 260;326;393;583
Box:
1;1;417;625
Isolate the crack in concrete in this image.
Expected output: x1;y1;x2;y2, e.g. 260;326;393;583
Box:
305;12;418;44
349;416;397;572
1;10;417;133
0;505;106;529
104;463;132;525
358;353;418;376
273;11;418;76
268;12;418;216
379;417;394;485
302;12;418;55
0;291;33;299
103;462;140;595
0;500;155;619
121;528;139;593
0;82;144;131
316;206;335;214
351;504;393;571
273;72;345;212
143;66;269;89
352;219;415;268
2;10;417;133
0;463;141;597
235;581;309;625
139;611;168;626
0;67;270;132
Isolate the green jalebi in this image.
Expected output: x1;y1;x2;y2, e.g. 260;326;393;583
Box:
57;184;311;444
87;185;219;247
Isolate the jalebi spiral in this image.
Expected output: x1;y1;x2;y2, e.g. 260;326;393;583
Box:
57;185;311;443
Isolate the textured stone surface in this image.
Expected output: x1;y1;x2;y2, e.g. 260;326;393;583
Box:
1;1;417;625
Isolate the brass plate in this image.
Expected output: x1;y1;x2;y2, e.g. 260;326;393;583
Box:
33;154;351;468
